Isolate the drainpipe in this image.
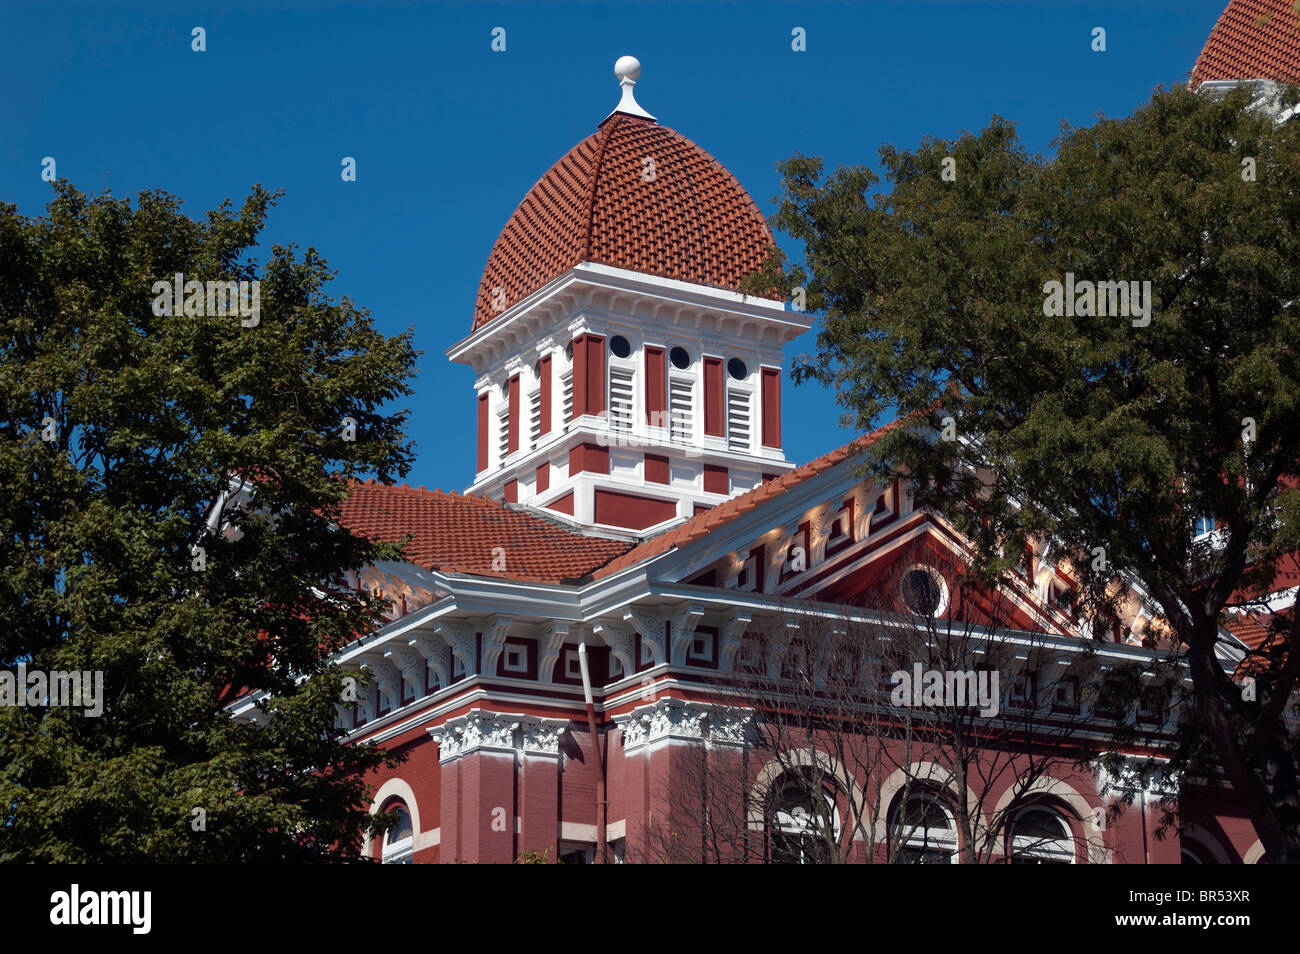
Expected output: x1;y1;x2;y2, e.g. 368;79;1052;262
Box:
578;638;607;864
1140;787;1149;864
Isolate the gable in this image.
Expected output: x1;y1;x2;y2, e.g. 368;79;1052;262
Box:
639;452;1158;644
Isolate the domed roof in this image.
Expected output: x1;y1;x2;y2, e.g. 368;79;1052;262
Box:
1191;0;1300;86
471;110;779;331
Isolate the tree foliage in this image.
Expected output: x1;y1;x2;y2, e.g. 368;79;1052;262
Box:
746;85;1300;861
0;182;419;861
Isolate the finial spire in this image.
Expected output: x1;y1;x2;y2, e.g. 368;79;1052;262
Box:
607;55;656;122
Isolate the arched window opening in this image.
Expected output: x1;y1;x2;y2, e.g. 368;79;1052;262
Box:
767;770;841;864
892;794;958;863
1008;806;1074;864
381;802;414;864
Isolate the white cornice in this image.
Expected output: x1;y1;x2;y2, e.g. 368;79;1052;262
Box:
446;263;806;369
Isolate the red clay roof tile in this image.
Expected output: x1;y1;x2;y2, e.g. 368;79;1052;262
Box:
336;481;632;584
1191;0;1300;85
590;422;900;581
472;114;779;330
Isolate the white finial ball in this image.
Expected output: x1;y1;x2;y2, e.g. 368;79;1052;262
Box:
614;55;641;83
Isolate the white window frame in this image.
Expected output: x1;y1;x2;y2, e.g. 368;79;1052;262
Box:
495;400;510;464
527;386;542;449
560;366;574;430
381;804;414;864
726;384;753;453
769;775;842;864
668;372;695;445
1009;807;1075;864
893;795;958;864
608;356;636;438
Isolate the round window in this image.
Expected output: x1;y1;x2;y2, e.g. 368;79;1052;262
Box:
727;357;748;380
670;346;690;370
565;341;573;361
610;335;631;359
901;566;946;616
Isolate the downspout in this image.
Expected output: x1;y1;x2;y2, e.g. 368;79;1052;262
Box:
1140;787;1149;864
578;638;608;863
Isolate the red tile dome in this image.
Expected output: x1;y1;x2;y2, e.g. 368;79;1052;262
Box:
471;112;779;331
1191;0;1300;86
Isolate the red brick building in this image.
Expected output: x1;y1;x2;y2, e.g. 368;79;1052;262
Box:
228;7;1298;863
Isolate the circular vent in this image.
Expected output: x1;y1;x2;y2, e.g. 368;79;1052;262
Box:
901;566;947;617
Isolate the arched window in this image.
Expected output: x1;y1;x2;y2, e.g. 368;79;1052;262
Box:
892;794;958;863
1008;806;1074;864
381;802;414;864
767;771;841;864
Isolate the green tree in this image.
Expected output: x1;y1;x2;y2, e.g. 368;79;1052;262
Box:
0;182;419;861
746;85;1300;861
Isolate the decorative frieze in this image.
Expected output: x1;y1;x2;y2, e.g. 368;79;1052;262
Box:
429;708;571;763
614;697;755;752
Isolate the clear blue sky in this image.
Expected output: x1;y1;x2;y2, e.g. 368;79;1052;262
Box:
1;0;1231;493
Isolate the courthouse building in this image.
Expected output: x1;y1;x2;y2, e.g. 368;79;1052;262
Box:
229;0;1299;863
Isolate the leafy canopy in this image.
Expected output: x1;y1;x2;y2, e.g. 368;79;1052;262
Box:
747;84;1300;860
0;182;419;861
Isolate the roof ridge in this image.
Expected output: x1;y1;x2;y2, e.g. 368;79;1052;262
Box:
580;117;618;260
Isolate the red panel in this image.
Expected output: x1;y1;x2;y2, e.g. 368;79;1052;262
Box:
761;366;781;447
573;334;606;417
476;393;489;472
507;374;520;454
539;355;552;436
536;463;549;493
569;442;609;475
644;346;666;426
504;479;518;504
548;491;574;515
693;503;714;515
703;464;729;495
594;489;677;530
703;356;724;436
644;453;670;484
572;337;588;417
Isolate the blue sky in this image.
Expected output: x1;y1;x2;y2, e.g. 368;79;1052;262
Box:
2;0;1232;493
